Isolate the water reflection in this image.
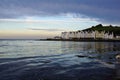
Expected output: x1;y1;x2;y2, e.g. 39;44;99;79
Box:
61;42;120;54
61;41;120;65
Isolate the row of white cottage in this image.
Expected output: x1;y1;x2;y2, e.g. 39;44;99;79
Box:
61;31;114;39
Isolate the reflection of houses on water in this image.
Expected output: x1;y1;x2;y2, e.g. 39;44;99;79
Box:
61;30;117;40
60;38;119;54
80;42;117;54
60;42;116;54
91;42;115;53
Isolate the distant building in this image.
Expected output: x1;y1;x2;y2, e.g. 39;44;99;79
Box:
54;36;61;39
95;31;105;39
108;32;114;39
104;32;114;39
61;30;115;40
69;31;77;39
61;32;69;39
116;35;120;39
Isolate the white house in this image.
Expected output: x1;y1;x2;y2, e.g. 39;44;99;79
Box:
104;32;114;39
116;35;120;39
61;32;69;39
69;32;74;39
76;31;81;38
80;31;85;38
61;30;115;40
108;32;114;39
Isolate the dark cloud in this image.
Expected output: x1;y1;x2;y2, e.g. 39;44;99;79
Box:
0;0;120;24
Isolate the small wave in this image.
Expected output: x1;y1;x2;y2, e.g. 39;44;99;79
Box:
0;45;9;47
0;52;6;54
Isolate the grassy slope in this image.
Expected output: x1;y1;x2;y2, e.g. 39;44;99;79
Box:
82;24;120;36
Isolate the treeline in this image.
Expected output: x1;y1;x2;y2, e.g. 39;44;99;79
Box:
82;24;120;36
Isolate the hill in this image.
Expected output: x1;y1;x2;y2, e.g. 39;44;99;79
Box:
82;24;120;36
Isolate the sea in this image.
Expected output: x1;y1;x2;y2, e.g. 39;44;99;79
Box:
0;40;120;80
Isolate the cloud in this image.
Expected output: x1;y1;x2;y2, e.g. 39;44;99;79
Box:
28;28;66;32
0;0;120;24
0;14;98;23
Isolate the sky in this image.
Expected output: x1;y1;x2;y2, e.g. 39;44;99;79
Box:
0;0;120;39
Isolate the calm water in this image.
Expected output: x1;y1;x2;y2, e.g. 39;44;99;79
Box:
0;40;120;80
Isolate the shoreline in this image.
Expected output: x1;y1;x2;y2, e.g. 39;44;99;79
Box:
39;38;120;42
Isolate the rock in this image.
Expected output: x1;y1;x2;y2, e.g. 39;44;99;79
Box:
115;54;120;79
116;54;120;62
76;55;87;58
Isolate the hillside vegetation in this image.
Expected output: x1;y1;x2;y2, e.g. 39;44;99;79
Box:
82;24;120;36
